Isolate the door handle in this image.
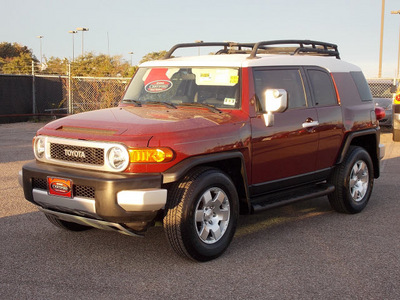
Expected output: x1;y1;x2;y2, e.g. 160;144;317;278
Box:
302;120;319;128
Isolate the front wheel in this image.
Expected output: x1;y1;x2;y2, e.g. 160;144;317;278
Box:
163;167;239;262
328;146;374;214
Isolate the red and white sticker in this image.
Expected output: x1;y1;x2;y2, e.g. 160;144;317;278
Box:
145;80;173;93
47;177;73;198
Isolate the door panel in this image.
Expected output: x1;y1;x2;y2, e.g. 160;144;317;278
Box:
251;108;319;189
250;67;319;195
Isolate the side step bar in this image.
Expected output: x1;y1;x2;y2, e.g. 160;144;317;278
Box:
251;183;335;213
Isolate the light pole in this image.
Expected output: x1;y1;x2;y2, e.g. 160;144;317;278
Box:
36;35;44;64
76;27;89;56
128;52;134;66
379;0;385;78
68;30;77;62
391;10;400;79
195;40;203;56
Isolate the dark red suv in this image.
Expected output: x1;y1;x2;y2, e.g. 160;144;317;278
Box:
20;40;385;261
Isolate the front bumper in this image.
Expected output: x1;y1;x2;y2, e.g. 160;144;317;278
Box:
20;161;167;224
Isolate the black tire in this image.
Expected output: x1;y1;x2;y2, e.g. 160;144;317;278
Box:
44;213;93;231
163;167;239;262
328;146;374;214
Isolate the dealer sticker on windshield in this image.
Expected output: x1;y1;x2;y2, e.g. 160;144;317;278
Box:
145;80;173;93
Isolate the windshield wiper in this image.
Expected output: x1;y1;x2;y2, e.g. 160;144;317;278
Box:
122;99;142;107
177;103;222;113
145;101;177;109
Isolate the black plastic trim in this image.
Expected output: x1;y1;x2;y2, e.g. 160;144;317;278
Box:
249;168;331;197
22;161;161;223
162;151;246;184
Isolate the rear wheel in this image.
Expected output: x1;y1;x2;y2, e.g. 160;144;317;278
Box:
163;167;239;262
328;146;374;214
44;213;93;231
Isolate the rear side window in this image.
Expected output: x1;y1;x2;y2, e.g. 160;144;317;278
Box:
350;71;373;101
307;69;338;106
253;69;307;110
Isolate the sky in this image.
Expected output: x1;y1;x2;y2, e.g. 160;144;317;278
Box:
1;0;400;78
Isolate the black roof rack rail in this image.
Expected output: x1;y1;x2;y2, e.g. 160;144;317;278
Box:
163;42;254;59
248;40;340;59
163;40;340;60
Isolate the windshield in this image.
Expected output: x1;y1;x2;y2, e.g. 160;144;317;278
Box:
123;67;241;109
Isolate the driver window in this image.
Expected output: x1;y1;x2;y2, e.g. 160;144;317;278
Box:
253;69;307;111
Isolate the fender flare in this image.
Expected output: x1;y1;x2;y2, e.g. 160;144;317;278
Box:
162;151;251;213
336;128;381;178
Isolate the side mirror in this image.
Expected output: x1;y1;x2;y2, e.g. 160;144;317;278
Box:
261;89;288;126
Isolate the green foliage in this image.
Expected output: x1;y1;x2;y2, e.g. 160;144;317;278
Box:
71;52;132;77
1;52;33;74
139;50;167;64
41;56;69;75
0;42;36;74
0;41;159;77
0;42;36;60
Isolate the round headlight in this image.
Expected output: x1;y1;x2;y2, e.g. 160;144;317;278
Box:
34;136;46;159
107;146;129;171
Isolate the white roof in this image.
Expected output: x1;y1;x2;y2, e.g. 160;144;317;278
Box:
141;54;361;73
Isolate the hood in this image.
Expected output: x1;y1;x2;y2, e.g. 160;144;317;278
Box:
38;106;238;141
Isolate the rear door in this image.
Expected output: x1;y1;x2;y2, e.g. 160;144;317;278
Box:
250;67;319;195
305;67;344;170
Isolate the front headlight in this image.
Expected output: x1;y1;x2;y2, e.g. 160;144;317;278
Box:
107;145;129;171
33;136;46;159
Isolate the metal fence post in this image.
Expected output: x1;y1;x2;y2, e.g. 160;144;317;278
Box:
68;63;72;114
31;61;36;114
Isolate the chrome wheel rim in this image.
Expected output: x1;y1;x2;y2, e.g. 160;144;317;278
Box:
194;187;230;244
349;160;369;202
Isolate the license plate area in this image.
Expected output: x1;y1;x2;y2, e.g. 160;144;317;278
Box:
47;177;73;198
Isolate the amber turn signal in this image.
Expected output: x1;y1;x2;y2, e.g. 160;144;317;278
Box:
129;148;174;163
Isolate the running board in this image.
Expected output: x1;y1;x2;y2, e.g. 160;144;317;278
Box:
251;183;335;213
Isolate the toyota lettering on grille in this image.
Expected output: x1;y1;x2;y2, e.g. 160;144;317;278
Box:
64;149;86;158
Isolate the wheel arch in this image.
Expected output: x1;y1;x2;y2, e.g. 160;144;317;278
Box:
162;151;251;214
336;129;381;178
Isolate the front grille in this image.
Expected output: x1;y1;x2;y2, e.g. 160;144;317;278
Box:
50;143;104;165
32;177;95;199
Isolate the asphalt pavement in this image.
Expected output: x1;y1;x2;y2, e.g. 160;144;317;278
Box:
0;122;399;299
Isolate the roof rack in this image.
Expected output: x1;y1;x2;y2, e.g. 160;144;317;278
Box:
163;40;340;60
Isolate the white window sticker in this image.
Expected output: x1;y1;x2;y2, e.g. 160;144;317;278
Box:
223;98;236;106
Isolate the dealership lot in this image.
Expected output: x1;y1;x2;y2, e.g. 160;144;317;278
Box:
1;122;399;299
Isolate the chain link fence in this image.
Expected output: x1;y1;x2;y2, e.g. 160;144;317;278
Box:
367;78;398;99
68;76;130;113
34;74;131;115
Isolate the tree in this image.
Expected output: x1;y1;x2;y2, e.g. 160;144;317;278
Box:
139;50;167;64
0;42;36;60
40;56;69;75
0;42;37;74
71;52;132;77
1;52;33;74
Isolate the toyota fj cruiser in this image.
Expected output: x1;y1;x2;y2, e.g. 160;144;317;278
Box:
20;40;385;261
